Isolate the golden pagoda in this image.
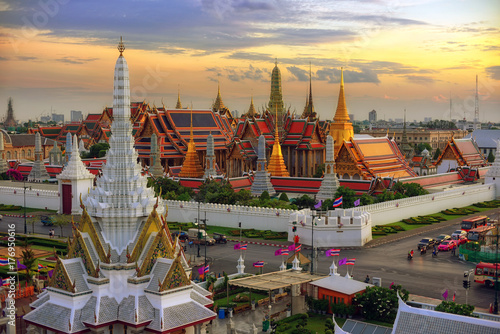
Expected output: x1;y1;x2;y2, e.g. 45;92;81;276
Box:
212;81;226;111
179;109;204;178
175;86;182;109
329;67;354;156
244;95;257;118
267;107;290;177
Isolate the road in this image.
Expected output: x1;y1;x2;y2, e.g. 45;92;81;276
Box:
0;215;73;238
2;213;498;310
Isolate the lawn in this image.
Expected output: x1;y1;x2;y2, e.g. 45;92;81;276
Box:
0;207;57;215
214;291;269;308
276;313;345;333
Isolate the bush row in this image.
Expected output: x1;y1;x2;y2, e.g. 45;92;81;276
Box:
0;204;22;211
474;200;500;208
441;208;479;215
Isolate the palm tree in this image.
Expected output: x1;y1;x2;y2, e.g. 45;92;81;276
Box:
20;239;36;286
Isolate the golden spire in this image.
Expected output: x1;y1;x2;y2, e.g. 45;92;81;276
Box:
179;108;204;178
267;105;289;177
329;67;354;157
247;95;256;117
176;85;182;109
333;67;350;122
118;36;125;56
212;79;226;111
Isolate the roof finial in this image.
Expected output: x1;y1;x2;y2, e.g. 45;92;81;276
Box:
118;36;125;56
340;67;344;87
190;104;193;140
275;58;278;66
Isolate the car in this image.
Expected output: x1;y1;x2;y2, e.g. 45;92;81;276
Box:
193;236;216;246
213;232;227;244
435;234;452;245
40;215;54;226
171;231;189;241
455;235;468;245
451;230;467;239
0;214;3;220
438;240;457;251
417;237;436;250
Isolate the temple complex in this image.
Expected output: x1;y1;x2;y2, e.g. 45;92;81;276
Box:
24;38;216;333
178;110;205;178
251;134;276;196
267;109;290;177
434;137;487;174
329;68;354;156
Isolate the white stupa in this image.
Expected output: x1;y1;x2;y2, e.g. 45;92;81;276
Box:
24;38;216;334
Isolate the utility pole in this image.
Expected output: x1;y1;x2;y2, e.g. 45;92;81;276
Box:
201;211;208;281
196;201;201;258
23;179;27;234
494;215;499;314
311;211;316;274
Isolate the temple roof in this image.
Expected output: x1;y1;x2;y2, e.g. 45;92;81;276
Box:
435;137;487;168
338;136;418;179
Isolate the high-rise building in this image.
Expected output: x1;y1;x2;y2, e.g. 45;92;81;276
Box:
369;109;377;123
51;113;64;123
70;110;83;122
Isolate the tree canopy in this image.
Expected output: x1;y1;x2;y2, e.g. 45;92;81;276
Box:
81;142;110;159
353;284;409;323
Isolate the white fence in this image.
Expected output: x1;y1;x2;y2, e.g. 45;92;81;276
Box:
165;200;294;232
0;186;59;211
355;183;496;226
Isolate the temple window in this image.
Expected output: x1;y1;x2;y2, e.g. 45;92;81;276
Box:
28;150;31;158
343;173;350;179
6;151;10;159
352;174;360;180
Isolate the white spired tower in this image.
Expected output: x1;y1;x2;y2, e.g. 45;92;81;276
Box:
84;37;163;253
24;38;215;334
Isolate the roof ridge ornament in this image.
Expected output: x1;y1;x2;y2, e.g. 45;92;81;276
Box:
118;36;125;56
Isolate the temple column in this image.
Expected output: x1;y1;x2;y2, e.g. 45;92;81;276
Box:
294;150;298;177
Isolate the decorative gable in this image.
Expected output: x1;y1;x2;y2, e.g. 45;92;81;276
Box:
159;254;191;291
137;228;174;277
50;258;75;293
79;203;109;264
67;229;96;276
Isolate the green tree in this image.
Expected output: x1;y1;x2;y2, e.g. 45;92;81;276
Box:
313;164;325;178
196;179;236;204
353;285;409;322
333;186;356;208
393;181;428;198
20;239;36;286
487;151;495;162
82;142;110;159
435;301;474;316
360;193;375;206
415;143;432;155
278;192;289;202
52;214;71;237
292;194;315;209
433;147;441;160
376;189;394;202
235;189;253;204
259;191;271;202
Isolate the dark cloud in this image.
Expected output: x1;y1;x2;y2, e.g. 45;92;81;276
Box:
225;52;273;62
55;57;99;64
405;75;435;85
206;64;268;82
17;56;37;61
0;56;8;61
485;66;500;80
351;15;428;26
483;45;500;52
287;66;309;82
316;68;380;84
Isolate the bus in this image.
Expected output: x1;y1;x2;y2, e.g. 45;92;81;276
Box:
461;216;489;232
467;225;495;242
474;262;500;287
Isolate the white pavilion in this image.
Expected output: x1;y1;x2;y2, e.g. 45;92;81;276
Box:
24;38;216;334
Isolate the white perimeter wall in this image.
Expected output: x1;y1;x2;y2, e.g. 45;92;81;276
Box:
356;183;495;226
0;186;59;211
165;200;293;232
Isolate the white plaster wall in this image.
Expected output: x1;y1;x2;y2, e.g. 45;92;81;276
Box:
287;209;372;247
355;183;495;226
0;186;59;210
165;200;293;232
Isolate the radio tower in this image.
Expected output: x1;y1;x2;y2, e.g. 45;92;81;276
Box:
474;74;479;130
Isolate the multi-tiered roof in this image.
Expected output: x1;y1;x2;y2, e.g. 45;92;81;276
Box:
24;38;216;333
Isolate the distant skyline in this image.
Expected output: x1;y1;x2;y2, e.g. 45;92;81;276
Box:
0;0;499;123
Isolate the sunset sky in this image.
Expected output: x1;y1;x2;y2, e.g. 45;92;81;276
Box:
0;0;499;124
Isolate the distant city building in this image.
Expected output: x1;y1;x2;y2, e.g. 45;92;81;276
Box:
51;113;64;123
348;114;355;122
360;128;467;152
70;110;83;122
395;118;403;123
368;109;377;123
424;117;432;122
40;115;51;123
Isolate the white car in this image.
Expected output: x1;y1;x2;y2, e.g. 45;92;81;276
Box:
451;229;467;239
0;214;3;220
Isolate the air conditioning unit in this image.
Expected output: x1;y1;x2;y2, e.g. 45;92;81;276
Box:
372;277;381;287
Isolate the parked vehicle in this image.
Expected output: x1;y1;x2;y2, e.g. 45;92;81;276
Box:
451;230;467;239
187;228;215;245
435;234;452;245
0;214;3;220
455;235;468;245
467;225;495;243
40;215;54;226
213;232;227;244
171;231;189;241
437;240;457;251
417;237;436;250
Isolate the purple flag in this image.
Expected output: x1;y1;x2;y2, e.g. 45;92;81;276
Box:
198;266;205;275
288;244;296;252
442;289;448;300
314;200;322;209
17;259;27;270
234;243;241;250
274;249;282;256
338;257;347;266
48;270;54;278
354;199;361;207
326;249;341;257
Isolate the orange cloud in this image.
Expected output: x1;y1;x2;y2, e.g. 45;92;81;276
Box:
432;94;448;102
384;94;398;100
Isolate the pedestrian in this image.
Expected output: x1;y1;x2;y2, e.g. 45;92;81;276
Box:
452;244;456;256
364;275;370;283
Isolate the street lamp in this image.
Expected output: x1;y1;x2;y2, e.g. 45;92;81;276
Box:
200;212;208;281
494;216;499;314
196;201;201;258
23;179;27;234
310;211;319;275
463;269;474;305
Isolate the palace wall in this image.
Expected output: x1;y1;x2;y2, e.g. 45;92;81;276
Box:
0;186;59;211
